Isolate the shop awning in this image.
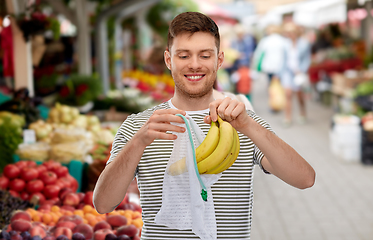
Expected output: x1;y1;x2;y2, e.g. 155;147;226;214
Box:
293;0;347;28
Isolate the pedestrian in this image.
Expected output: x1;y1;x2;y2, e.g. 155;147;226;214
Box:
252;24;287;84
281;22;312;127
93;12;315;239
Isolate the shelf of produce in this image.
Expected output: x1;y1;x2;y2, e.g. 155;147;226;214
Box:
13;155;87;192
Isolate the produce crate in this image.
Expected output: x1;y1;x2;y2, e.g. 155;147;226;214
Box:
13;155;87;192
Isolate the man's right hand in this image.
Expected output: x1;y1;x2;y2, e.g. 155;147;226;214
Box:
135;109;187;148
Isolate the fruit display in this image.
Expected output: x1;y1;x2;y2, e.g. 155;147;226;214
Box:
0;112;25;170
2;191;143;240
0;160;78;205
168;116;240;175
0;190;34;229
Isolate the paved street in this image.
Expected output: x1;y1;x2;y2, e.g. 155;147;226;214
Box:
249;76;373;240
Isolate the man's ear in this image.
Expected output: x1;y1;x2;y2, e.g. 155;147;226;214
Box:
164;50;171;70
218;51;224;69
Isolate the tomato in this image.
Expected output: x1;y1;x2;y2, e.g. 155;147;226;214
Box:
43;184;61;199
59;177;72;189
30;192;46;205
0;176;9;189
65;175;78;192
39;171;57;185
8;190;19;198
25;160;37;167
20;191;30;201
14;161;28;170
35;165;47;175
20;167;39;181
51;166;69;178
9;178;26;192
3;164;21;179
26;179;44;193
42;160;61;170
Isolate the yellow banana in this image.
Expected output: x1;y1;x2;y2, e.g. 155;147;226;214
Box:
205;129;240;174
167;157;187;176
195;120;219;163
167;119;219;176
197;116;234;174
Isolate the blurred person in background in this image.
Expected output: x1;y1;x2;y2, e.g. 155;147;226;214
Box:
230;24;256;99
252;24;287;84
281;22;312;127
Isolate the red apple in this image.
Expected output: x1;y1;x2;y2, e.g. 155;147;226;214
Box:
83;191;94;207
62;192;80;207
0;175;9;189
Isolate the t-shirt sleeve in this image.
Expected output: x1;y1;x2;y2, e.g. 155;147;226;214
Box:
106;115;138;176
247;110;273;174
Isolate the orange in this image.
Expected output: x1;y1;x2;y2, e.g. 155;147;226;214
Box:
73;210;84;218
82;205;94;214
51;205;60;213
42;213;52;225
132;211;141;219
50;212;59;223
64;211;73;216
32;213;41;222
107;211;120;216
131;218;143;229
87;217;98;227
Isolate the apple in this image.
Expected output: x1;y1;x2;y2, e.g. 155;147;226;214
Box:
83;191;93;207
93;221;112;232
93;229;114;240
62;192;80;207
73;223;93;240
53;227;73;239
11;219;32;232
11;211;32;222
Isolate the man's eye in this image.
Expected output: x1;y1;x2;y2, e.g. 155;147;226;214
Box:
201;55;210;59
179;55;188;59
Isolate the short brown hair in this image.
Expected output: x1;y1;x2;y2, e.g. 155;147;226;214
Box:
167;12;220;52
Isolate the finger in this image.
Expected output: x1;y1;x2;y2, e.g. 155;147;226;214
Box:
209;99;224;122
151;112;186;124
154;108;186;117
216;97;231;120
223;100;239;122
147;122;185;133
204;115;212;124
231;102;246;119
148;130;179;140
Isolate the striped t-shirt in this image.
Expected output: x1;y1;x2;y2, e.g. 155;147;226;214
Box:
108;100;272;239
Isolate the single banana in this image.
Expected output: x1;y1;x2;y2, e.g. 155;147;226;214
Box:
205;129;240;174
167;119;219;176
197;116;234;174
195;120;220;163
168;157;187;176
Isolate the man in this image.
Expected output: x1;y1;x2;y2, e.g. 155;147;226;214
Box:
93;12;315;239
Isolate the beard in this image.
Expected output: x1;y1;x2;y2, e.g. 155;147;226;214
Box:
172;72;216;99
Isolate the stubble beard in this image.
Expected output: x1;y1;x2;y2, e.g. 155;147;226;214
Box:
173;73;216;99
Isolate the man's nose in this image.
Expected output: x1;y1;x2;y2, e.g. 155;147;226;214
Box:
188;56;202;69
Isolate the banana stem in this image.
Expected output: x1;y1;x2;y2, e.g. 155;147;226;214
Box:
175;114;207;202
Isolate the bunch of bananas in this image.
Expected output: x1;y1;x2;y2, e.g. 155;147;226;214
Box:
168;116;240;176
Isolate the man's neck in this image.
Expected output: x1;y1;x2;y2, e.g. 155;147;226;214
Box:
171;92;214;111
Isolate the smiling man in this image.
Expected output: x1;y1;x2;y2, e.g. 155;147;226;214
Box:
93;12;315;239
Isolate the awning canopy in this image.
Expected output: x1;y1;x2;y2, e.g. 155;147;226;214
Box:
258;0;347;29
293;0;347;28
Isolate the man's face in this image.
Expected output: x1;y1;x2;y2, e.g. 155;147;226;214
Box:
164;32;224;99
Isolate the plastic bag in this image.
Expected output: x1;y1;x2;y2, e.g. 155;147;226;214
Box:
268;77;286;111
155;115;221;240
